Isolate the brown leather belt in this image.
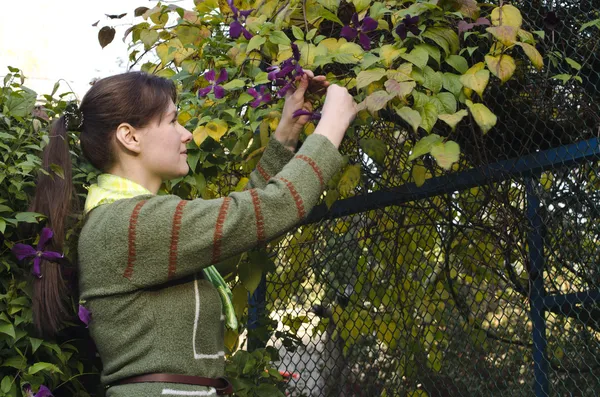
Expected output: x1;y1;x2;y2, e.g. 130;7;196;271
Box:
111;373;233;395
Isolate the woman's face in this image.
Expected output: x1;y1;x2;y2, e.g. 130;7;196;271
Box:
138;100;193;181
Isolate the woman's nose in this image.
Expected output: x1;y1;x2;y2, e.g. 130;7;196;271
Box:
181;125;193;143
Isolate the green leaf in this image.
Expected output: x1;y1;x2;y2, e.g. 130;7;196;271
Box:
580;18;600;32
359;138;387;166
565;57;581;71
15;212;43;223
427;345;443;372
222;79;246;90
430;141;460;170
30;337;43;354
269;31;291;45
435;92;457;114
247;35;266;53
408;134;442;161
0;356;25;370
1;377;12;394
292;26;304;40
0;219;5;234
140;29;159;49
356;69;387;89
423;66;443;93
50;163;65;179
415;43;440;66
6;88;37;118
255;383;285;397
28;362;63;375
466;100;497;134
319;8;343;25
0;323;15;339
396;107;422;133
445;55;468;74
438;109;468;131
239;258;263;294
442;73;463;96
419;102;438;133
400;47;429;70
423;27;459;55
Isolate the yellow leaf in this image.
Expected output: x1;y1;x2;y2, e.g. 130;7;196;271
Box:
380;44;403;68
318;38;341;52
460;63;489;97
486;26;518;47
177;111;192;126
356;69;387;89
206;119;229;141
193;125;209;146
412;161;426;187
466;100;497;134
438;109;468;131
540;172;553;191
338;164;361;196
491;4;522;28
235;177;249;191
517;42;544;70
387;63;413;82
430;141;460;170
485;54;516;83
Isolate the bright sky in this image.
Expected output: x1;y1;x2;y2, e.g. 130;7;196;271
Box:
0;0;194;100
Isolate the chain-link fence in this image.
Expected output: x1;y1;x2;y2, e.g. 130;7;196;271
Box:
240;1;600;396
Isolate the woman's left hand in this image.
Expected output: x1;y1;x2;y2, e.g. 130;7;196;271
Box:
273;70;329;152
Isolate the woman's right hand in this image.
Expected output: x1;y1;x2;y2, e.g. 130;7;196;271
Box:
314;84;357;149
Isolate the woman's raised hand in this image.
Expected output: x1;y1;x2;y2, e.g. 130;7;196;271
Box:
273;70;329;152
314;85;357;149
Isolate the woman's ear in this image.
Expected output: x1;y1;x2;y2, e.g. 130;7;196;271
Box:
114;123;142;154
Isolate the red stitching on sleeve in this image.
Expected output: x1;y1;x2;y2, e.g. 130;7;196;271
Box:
256;163;270;181
295;154;324;190
212;197;232;264
250;189;266;244
168;200;188;279
277;177;306;219
124;200;148;279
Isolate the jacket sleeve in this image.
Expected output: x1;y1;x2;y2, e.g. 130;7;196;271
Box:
245;137;295;190
86;133;342;289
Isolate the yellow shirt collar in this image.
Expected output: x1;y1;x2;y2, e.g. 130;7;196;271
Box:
84;174;153;214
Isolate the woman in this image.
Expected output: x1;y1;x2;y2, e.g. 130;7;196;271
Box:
29;70;356;396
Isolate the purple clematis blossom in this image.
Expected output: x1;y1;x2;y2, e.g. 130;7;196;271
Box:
247;86;272;108
395;15;420;40
341;13;378;50
12;227;63;278
23;385;54;397
227;0;254;39
78;304;92;327
268;43;305;97
198;69;228;99
293;109;322;121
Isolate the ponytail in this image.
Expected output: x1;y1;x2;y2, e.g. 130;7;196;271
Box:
29;115;75;337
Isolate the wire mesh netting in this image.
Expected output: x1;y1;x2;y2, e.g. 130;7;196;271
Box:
235;0;600;396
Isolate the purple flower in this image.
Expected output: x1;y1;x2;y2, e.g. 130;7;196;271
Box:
198;69;228;99
395;15;420;40
78;304;92;327
248;86;272;108
227;0;253;39
293;109;321;121
268;43;305;97
341;13;378;50
12;227;63;278
23;385;53;397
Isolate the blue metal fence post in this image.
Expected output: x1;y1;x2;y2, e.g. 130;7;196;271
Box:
526;177;550;397
247;274;267;351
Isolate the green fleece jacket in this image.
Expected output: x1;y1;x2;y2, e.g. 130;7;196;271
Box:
77;133;343;396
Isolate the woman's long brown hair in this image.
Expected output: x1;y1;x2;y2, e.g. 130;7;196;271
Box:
29;71;177;337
